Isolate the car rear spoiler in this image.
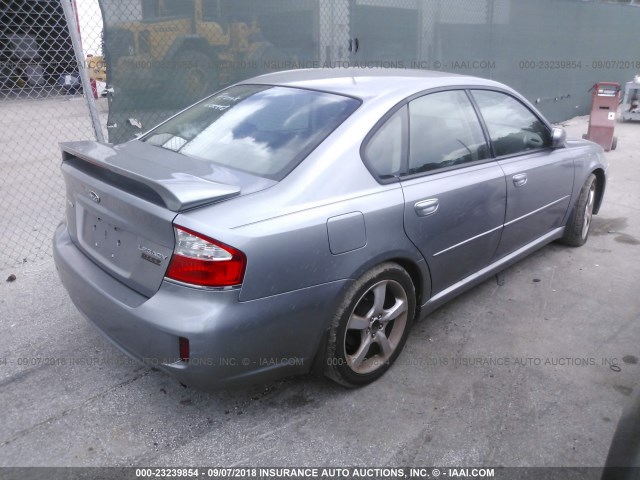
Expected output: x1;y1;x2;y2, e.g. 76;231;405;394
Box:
59;141;241;212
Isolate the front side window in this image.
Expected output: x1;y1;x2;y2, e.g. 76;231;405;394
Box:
408;90;489;175
472;90;551;157
142;85;360;180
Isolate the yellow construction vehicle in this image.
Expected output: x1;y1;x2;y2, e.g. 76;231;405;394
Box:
106;0;284;104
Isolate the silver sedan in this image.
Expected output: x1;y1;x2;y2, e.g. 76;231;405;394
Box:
53;68;608;389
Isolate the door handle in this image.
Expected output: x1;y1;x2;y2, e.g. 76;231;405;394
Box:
414;198;439;217
513;173;528;187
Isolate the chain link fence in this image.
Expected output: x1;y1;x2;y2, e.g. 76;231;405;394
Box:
2;0;640;270
0;0;105;269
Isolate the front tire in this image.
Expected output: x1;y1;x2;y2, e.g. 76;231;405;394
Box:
560;174;597;247
325;263;416;387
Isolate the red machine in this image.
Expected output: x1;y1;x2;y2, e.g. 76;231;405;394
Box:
583;82;621;151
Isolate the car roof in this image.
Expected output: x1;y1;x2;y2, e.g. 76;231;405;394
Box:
244;68;508;101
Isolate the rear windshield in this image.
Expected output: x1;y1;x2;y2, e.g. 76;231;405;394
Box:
142;85;360;180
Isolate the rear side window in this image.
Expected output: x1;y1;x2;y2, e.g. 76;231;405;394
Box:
142;85;360;180
408;90;489;174
363;107;406;180
472;90;551;157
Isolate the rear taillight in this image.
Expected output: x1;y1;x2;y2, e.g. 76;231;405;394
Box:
165;226;246;287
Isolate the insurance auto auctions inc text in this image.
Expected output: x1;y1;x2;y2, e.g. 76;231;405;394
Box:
194;467;495;478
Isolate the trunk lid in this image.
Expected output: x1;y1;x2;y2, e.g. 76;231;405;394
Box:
60;140;275;297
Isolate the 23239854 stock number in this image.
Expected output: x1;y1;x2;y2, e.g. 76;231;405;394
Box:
135;468;260;478
519;59;640;70
136;469;200;478
519;60;582;70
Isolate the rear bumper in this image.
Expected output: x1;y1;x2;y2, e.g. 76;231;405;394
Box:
53;223;347;390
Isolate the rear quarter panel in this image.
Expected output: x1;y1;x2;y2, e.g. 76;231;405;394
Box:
174;101;429;303
175;177;427;303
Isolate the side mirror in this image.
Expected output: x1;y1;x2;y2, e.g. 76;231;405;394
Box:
551;127;567;148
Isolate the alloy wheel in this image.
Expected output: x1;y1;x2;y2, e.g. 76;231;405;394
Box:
582;182;596;239
343;279;409;374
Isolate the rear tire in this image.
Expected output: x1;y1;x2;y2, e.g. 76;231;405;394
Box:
560;174;597;247
325;263;416;387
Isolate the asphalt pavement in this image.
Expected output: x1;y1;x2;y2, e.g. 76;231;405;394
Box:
0;114;638;468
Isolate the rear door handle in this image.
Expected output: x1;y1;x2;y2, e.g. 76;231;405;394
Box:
513;173;528;187
414;198;439;217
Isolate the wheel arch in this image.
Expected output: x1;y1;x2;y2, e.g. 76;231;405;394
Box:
390;256;429;313
343;252;432;320
592;167;606;215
